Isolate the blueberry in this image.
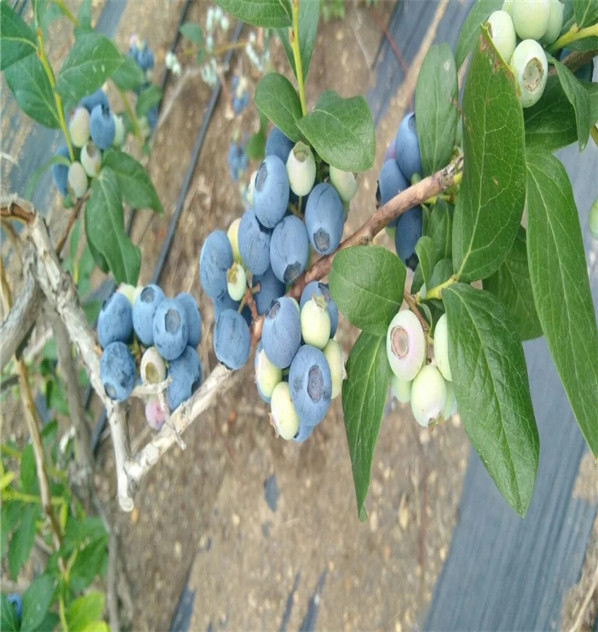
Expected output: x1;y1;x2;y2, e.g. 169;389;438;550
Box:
227;262;247;301
238;209;271;276
100;341;136;402
512;0;550;40
265;127;294;164
97;292;133;349
433;313;452;381
304;183;344;255
270;382;300;440
377;159;410;227
395;112;422;181
199;230;234;299
8;593;22;623
80;141;102;178
300;281;338;337
410;365;447;428
384;137;397;162
176;292;202;347
252;155;290;228
153;298;188;361
292;417;314;443
167;346;202;410
262;297;302;369
286;142;316;197
213;308;251;370
67;161;88;199
301;297;331;349
329;166;358;203
487;10;516;62
323;339;344;399
510;39;548;108
140;347;166;384
253;266;285;315
391;375;412;404
89;104;115;150
394;205;422;271
133;284;165;346
136;45;155;71
81;89;109;113
386;310;426;381
145;397;166;431
214;292;240;317
289;344;332;426
270;215;309;284
68;106;90;148
52;145;70;195
255;342;282;400
227;217;242;263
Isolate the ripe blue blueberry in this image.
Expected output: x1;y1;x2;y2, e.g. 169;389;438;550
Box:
167;346;202;410
199;230;234;299
300;281;338;337
289;344;332;426
292;417;314;443
176;292;202;347
136;45;155;71
304;182;344;255
153;298;188;361
52;145;70;195
253;266;285;315
8;594;22;623
146;106;158;132
395;112;422;181
97;291;133;349
265;127;294;164
89;104;115;150
270;215;309;284
262;297;302;369
252;155;290;228
100;341;136;402
394;205;423;271
238;209;272;276
133;284;165;346
81;89;109;113
213;308;251;370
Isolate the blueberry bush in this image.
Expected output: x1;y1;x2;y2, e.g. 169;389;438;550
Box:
1;1;598;626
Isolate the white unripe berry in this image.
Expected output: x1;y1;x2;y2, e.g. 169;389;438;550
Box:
286;142;316;196
512;0;550;40
487;10;516;62
323;339;344;399
434;313;452;381
510;39;548;108
80;141;102;178
227;217;242;263
255;348;282;399
541;0;564;44
442;380;458;420
386;310;426;381
140;347;167;384
69;106;90;148
410;365;447;428
391;375;412;404
67;161;88;199
329;166;358;202
112;114;125;147
270;382;300;440
227;262;247;301
301;297;331;349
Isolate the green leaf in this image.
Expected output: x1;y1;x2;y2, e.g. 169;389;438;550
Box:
56;33;123;106
1;593;20;632
254;73;302;142
0;1;38;71
483;227;541;341
342;331;391;520
179;22;204;45
455;0;503;68
297;90;375;172
136;84;162;117
573;0;598;27
525;149;598;457
70;538;108;592
429;258;453;290
32;612;59;632
214;0;292;27
444;284;539;516
85;169;141;285
329;246;406;335
452;28;526;282
4;54;61;128
111;56;145;91
1;501;24;560
551;57;592;150
415;44;458;176
19;444;37;494
66;592;105;631
8;505;37;580
426;199;452;260
415;236;436;291
81;622;110;632
102;150;163;213
77;0;93;31
21;574;55;632
277;0;318;80
245;129;266;161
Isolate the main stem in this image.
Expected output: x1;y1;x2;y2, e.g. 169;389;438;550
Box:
291;0;307;116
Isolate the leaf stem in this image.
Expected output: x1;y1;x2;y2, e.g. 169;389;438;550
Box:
420;275;457;302
291;0;307;116
549;22;598;53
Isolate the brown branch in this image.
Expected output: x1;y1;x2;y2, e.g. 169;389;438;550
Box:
54;194;88;256
0;195;35;224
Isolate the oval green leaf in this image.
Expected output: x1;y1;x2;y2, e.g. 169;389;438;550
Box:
0;1;37;71
254;73;302;142
214;0;292;27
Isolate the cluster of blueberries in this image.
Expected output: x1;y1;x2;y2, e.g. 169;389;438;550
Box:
227;138;249;182
128;35;159;132
97;284;202;431
199;126;355;441
231;75;250;116
387;310;457;428
52;88;124;198
377;111;424;272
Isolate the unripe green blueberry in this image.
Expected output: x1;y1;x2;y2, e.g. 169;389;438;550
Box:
323;338;344;399
227;217;242;263
270;382;300;440
301;297;331;349
541;0;564;44
112;114;125;147
255;347;283;399
140;347;167;384
386;310;426;381
391;375;412;404
512;0;550;40
117;283;137;306
329;166;358;202
442;380;458;420
69;106;90;148
433;313;452;382
80;141;102;178
510;39;548;108
502;0;514;15
589;197;598;240
67;161;88;199
286;142;316;196
227;262;246;301
410;365;447;428
487;10;516;62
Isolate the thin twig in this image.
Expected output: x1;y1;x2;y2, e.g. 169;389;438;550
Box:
54;194;88;256
568;563;598;632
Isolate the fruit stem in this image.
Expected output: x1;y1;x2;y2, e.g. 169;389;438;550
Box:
36;28;75;161
117;87;143;144
403;290;429;333
549;22;598;53
420;275;457;301
290;0;308;116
